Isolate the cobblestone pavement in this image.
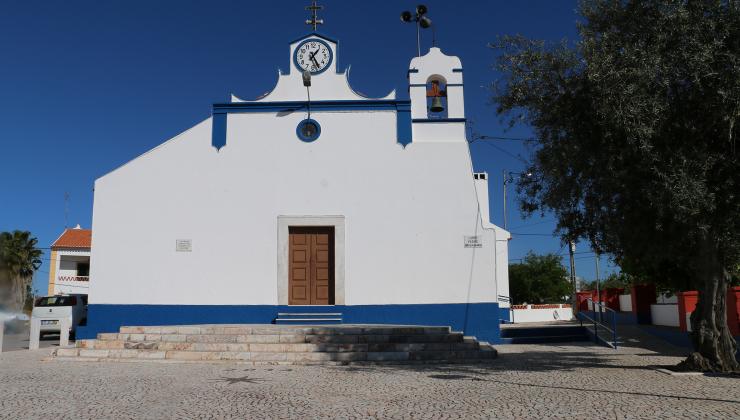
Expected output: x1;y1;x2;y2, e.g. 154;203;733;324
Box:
1;340;738;419
1;332;73;352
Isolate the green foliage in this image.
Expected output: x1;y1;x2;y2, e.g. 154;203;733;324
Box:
0;231;42;277
492;0;740;371
582;272;635;291
509;252;571;304
492;1;739;285
0;231;43;311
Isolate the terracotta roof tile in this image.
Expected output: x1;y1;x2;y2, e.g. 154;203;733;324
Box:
51;229;92;249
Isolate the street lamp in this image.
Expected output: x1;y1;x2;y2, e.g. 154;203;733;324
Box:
502;170;532;230
401;5;433;57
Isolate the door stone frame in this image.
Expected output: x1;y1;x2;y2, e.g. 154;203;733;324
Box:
277;215;345;305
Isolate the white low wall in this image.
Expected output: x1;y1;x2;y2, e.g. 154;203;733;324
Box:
651;303;680;327
657;293;678;304
511;305;574;323
619;294;632;312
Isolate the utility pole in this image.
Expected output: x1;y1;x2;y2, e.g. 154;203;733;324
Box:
569;240;577;314
501;170;531;231
502;170;508;230
64;192;70;228
595;253;602;322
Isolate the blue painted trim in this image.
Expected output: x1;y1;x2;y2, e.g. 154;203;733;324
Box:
581;310;638;325
211;113;227;151
498;307;511;323
412;118;466;123
296;118;321;142
452;68;463;73
396;102;411;146
289;32;338;45
293;38;334;75
211;100;412;150
409;83;463;88
637;326;740;357
213;100;410;114
77;302;502;343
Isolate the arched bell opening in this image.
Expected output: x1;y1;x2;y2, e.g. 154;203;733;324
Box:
425;76;448;119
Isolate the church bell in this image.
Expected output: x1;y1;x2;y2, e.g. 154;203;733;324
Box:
430;96;444;113
426;80;446;113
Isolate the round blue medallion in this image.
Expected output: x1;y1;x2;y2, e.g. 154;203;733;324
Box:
296;119;321;142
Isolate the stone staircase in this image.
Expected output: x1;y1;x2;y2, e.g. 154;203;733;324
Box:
54;324;497;365
274;312;343;324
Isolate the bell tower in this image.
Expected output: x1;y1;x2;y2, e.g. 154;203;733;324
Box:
408;47;466;143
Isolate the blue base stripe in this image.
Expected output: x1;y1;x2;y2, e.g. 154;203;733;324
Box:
78;303;501;343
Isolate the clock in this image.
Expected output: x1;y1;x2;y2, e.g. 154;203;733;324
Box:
293;39;333;75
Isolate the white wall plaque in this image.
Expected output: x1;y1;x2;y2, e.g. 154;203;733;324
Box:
175;239;192;252
464;235;482;248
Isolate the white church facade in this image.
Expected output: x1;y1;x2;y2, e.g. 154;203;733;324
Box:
80;31;511;343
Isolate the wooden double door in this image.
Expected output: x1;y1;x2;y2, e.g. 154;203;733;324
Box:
288;227;335;305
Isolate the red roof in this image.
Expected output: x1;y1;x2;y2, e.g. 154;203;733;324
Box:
51;228;92;249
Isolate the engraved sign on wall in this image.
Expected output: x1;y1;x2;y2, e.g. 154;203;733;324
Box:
175;239;192;252
464;235;482;248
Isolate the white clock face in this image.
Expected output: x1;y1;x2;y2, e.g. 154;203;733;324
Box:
295;40;332;74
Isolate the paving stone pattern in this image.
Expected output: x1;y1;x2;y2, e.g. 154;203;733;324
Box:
1;339;738;419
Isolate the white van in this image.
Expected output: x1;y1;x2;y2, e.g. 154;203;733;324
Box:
31;294;88;338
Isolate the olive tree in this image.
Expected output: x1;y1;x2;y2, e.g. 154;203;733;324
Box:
492;0;740;371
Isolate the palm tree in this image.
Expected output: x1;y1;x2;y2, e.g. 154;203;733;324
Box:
0;231;43;312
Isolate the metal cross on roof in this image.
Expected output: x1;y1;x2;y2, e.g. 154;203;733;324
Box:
305;1;324;31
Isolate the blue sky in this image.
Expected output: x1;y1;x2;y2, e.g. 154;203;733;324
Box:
0;0;616;295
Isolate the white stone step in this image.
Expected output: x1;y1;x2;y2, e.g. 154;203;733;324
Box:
114;325;453;336
95;333;465;345
276;313;343;316
55;348;497;363
80;339;481;353
57;324;496;365
273;318;343;322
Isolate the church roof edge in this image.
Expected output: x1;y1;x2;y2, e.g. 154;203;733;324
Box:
213;99;410;113
288;32;338;45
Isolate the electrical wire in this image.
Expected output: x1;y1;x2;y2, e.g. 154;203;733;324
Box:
508;218;556;230
473;135;534;142
471;140;530;164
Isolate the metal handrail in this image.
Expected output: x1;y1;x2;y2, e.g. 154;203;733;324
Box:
578;298;618;349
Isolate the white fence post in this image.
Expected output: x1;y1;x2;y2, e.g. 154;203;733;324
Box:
59;319;70;347
686;312;693;332
0;320;4;353
29;318;41;350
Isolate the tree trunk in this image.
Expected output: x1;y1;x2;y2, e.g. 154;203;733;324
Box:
679;235;739;373
10;274;27;313
11;275;20;312
19;276;30;313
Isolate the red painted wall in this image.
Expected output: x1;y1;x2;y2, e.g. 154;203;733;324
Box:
728;287;740;337
576;291;591;311
631;284;656;324
677;291;699;332
677;287;740;336
604;288;624;311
